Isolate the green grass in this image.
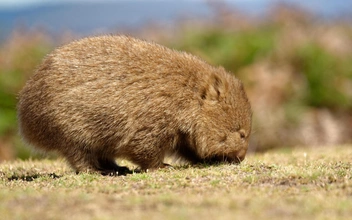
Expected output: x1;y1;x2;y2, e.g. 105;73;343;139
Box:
1;146;351;219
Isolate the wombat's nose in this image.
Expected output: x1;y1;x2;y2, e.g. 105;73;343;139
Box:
226;153;244;164
237;154;245;162
236;149;247;162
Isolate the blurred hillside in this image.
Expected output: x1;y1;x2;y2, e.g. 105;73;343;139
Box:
1;0;352;41
0;3;351;160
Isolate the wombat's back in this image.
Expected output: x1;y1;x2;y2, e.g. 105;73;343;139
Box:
18;35;251;174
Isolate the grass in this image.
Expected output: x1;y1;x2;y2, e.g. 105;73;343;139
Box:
1;146;351;219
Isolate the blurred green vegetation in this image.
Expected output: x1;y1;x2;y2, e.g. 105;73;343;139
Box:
1;7;352;159
294;43;352;110
174;27;278;72
0;34;52;160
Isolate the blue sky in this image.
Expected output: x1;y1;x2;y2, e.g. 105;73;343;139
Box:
0;0;86;8
0;0;114;8
0;0;185;8
1;0;351;19
0;0;48;7
0;0;261;9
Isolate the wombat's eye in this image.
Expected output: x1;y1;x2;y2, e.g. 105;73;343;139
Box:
239;130;246;139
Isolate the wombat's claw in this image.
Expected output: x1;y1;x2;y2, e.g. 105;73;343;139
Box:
116;166;133;175
132;168;143;174
162;163;174;170
100;170;117;176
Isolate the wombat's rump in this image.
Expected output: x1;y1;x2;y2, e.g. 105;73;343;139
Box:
17;35;252;175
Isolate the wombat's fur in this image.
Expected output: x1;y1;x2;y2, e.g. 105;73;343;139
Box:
18;35;252;175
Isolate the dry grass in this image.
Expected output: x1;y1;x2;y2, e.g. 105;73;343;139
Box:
1;146;351;220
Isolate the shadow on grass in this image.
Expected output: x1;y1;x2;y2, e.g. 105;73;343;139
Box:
7;173;61;182
173;161;243;170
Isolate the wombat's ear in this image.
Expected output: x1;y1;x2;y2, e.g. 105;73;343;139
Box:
201;74;224;102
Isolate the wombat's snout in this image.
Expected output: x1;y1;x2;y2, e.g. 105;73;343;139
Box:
207;148;247;164
236;148;247;162
206;155;241;164
227;147;248;163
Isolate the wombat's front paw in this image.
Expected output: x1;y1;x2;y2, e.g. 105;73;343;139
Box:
136;163;174;173
101;166;133;176
161;163;175;170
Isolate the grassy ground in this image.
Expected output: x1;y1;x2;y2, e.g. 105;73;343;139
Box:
1;146;351;220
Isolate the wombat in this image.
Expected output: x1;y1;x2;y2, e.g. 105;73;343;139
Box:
17;35;252;175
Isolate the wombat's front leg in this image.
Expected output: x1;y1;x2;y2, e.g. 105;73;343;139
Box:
96;157;132;176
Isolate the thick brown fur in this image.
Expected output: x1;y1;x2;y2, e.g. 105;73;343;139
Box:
17;35;252;175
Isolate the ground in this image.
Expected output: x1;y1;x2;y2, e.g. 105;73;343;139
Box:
1;146;351;220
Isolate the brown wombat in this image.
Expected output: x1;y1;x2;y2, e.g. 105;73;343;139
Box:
17;35;252;175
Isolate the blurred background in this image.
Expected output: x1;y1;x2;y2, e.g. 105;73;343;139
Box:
0;0;351;160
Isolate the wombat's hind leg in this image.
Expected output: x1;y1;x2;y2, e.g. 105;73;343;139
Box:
64;150;132;176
